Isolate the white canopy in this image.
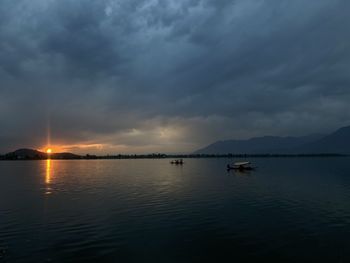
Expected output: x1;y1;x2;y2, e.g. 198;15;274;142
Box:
233;161;251;166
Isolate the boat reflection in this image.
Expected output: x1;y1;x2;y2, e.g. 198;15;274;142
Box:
234;170;252;176
227;169;252;176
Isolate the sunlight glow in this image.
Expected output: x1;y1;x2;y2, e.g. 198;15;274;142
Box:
46;148;52;154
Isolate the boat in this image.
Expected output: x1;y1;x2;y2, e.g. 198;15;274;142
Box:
227;161;255;171
170;159;184;165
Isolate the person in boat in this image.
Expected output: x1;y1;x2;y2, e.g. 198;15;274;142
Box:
171;159;184;164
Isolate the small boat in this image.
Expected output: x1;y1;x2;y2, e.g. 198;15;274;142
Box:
227;161;255;171
170;159;184;165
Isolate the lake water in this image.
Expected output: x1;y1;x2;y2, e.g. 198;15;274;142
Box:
1;158;350;262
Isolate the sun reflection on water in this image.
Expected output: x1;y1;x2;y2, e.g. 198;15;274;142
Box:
45;159;53;194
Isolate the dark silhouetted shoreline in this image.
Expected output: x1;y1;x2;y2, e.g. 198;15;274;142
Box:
0;149;347;161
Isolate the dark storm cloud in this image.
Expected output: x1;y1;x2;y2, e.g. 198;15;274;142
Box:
1;0;350;153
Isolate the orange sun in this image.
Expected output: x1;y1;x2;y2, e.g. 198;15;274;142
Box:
46;148;52;154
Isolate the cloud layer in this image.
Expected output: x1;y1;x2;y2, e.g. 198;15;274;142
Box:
1;0;350;154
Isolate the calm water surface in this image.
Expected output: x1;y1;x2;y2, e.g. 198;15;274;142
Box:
1;158;350;262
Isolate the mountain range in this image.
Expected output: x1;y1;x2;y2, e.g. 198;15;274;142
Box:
194;126;350;154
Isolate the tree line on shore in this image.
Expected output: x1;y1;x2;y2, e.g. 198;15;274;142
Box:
0;153;346;160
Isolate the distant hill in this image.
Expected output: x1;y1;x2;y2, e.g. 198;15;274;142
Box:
4;148;81;160
5;148;47;159
194;125;350;154
296;126;350;154
194;135;324;154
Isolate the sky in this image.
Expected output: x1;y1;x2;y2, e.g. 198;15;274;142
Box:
1;0;350;154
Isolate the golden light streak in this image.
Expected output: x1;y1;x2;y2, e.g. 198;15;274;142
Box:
39;144;104;154
46;159;51;184
45;159;53;195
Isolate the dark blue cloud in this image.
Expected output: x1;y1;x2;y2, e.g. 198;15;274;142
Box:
0;0;350;153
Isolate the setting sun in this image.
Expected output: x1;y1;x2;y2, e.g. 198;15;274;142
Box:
46;148;52;154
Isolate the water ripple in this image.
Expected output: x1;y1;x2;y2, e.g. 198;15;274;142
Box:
1;158;350;262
